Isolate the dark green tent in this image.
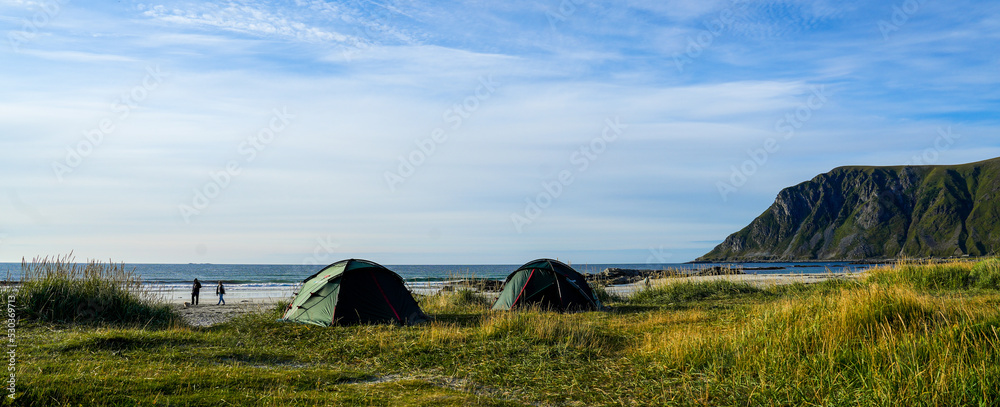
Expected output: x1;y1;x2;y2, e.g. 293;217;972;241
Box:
492;259;603;312
281;259;428;326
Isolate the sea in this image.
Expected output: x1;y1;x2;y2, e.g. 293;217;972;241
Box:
0;262;878;302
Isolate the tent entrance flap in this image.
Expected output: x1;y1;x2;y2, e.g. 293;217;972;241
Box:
370;269;402;323
522;279;557;303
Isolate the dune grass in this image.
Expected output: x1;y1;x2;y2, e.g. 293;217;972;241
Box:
866;258;1000;290
639;284;1000;405
9;259;1000;406
7;254;177;327
420;289;494;314
628;279;765;305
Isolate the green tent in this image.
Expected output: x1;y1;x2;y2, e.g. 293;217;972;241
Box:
492;259;603;312
281;259;428;326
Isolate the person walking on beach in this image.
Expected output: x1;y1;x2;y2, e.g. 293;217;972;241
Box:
191;278;202;305
216;281;226;305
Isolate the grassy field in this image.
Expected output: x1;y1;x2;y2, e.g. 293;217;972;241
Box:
7;259;1000;406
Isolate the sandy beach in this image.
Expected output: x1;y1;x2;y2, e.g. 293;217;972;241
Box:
168;297;285;327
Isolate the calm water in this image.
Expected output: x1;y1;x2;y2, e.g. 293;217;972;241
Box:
1;261;877;302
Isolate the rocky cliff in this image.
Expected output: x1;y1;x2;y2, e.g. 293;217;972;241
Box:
699;157;1000;261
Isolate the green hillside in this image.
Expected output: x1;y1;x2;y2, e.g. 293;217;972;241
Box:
700;157;1000;261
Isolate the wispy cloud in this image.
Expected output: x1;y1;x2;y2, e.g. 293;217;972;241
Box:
19;49;136;62
140;2;351;43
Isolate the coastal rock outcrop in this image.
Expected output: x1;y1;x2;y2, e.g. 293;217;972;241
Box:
700;157;1000;261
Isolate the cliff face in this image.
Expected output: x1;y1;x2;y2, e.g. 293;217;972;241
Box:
700;158;1000;261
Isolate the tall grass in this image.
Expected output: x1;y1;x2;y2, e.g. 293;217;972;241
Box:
10;254;176;327
591;284;624;304
419;289;493;315
971;258;1000;288
867;258;1000;290
639;283;1000;405
628;279;763;305
478;308;623;351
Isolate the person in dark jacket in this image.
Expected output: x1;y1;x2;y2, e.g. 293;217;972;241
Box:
191;278;202;305
216;281;226;305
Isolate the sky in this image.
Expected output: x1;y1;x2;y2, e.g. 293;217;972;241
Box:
1;0;998;265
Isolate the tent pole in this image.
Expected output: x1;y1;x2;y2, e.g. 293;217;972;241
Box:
555;274;565;310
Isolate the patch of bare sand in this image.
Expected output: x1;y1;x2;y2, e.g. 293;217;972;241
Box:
169;298;282;327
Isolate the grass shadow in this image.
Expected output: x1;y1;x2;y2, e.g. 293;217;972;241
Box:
427;312;489;327
59;332;203;353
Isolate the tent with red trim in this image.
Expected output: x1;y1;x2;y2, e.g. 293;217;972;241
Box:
280;259;428;326
492;259;602;312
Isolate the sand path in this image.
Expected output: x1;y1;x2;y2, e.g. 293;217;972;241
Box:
168;299;280;327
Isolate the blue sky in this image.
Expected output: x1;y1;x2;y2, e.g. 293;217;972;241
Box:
1;0;998;265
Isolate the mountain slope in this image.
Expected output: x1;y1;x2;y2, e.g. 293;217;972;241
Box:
699;157;1000;261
